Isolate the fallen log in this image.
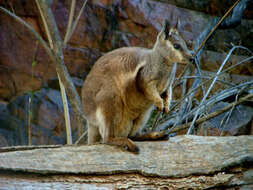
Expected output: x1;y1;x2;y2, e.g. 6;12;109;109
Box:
0;135;252;189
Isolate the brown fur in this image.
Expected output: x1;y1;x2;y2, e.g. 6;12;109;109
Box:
82;20;193;153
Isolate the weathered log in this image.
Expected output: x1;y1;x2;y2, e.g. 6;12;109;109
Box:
0;135;252;189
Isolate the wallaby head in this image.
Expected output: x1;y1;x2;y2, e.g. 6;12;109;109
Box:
153;19;194;64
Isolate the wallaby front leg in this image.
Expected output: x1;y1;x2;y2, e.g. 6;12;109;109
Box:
144;81;164;111
162;89;171;114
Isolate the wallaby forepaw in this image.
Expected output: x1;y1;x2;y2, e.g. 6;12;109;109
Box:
156;101;164;112
163;106;169;114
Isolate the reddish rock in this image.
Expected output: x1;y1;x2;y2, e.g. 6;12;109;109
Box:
64;46;102;78
0;5;101;100
120;0;209;41
0;88;79;146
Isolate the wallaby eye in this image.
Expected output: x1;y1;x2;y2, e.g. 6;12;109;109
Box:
173;44;181;50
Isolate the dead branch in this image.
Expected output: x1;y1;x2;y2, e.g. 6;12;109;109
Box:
157;79;253;132
35;0;73;144
63;0;76;46
167;93;253;134
0;136;253;189
195;0;241;54
187;46;244;134
63;0;88;46
35;1;87;138
164;54;253;130
171;0;249;135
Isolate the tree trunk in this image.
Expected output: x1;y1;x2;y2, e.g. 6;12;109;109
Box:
0;135;252;189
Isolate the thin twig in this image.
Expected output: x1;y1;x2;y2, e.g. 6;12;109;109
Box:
35;1;72;144
28;96;32;145
222;55;253;74
195;0;241;55
28;41;39;146
75;131;87;145
187;46;247;134
64;0;76;46
177;54;253;113
164;47;252;132
173;0;242;112
167;93;253;134
65;0;88;46
165;80;253;133
219;93;239;136
179;76;235;87
35;0;54;48
151;112;162;132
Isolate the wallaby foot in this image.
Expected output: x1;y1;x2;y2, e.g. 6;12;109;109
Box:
130;131;168;141
105;137;139;153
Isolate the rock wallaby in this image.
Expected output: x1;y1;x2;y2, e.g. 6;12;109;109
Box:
82;19;194;153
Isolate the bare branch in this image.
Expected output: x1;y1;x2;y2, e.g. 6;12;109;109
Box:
195;0;241;55
63;0;76;46
220;0;249;29
35;0;54;48
58;73;73;144
64;0;88;46
35;0;73;144
74;131;87;145
164;80;253;133
32;1;87;139
187;46;248;134
180;76;235;87
168;93;253;134
171;54;253;115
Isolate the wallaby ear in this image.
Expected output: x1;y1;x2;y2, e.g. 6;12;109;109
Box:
159;19;170;40
169;19;180;34
174;19;181;30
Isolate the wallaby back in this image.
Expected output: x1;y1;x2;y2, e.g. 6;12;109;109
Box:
82;20;193;153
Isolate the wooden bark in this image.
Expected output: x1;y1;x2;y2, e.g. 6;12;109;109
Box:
0;135;252;189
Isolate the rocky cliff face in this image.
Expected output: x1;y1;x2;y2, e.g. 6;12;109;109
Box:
0;0;252;146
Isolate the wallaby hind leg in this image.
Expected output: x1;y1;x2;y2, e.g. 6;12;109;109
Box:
129;107;153;137
88;123;101;144
96;106;139;153
129;108;167;141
